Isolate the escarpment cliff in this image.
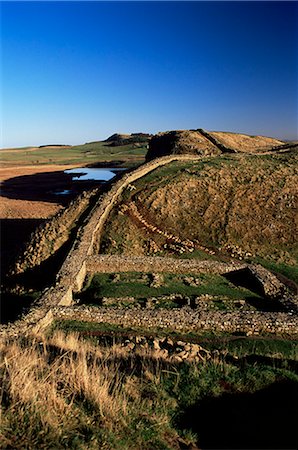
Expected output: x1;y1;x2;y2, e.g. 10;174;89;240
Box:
146;128;289;161
146;130;221;161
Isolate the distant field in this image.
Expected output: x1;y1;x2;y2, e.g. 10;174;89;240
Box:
0;141;147;167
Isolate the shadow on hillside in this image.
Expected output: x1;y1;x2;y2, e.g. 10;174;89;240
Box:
178;380;298;449
1;238;75;324
0;292;35;324
0;218;45;278
1;171;73;204
3;236;74;290
224;268;264;296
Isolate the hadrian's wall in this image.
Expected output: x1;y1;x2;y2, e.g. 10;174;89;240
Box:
85;255;246;276
1;153;297;339
0;155;209;338
53;305;298;336
55;154;205;294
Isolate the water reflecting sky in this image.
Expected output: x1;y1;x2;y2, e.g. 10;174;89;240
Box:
64;167;122;182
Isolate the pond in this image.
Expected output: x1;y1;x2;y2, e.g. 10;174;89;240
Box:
51;167;126;196
64;167;124;182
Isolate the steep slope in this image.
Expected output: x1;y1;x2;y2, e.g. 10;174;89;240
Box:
146;130;221;161
208;131;285;153
146;129;287;161
101;149;298;273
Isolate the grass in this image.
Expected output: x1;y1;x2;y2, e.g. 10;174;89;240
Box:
253;257;298;285
51;320;298;361
78;272;262;307
0;141;146;166
105;152;298;267
1;331;297;449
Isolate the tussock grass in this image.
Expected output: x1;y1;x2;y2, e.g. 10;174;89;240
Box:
0;332;180;449
1;331;297;449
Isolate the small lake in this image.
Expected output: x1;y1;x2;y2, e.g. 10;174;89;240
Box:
51;167;126;196
64;167;124;182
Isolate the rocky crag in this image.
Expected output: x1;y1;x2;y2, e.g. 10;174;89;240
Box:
145;128;291;161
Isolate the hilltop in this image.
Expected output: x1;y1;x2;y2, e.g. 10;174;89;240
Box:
146;128;291;160
104;132;152;147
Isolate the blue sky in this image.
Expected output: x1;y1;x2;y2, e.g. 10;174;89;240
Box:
1;1;297;147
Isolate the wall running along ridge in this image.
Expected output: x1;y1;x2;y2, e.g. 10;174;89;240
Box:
11;189;98;274
1;154;297;339
0;155;206;337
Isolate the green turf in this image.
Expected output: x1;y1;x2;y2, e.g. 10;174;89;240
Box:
51;319;298;360
0;141;146;166
79;272;262;305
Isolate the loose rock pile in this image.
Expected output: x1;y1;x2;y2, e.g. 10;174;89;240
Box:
119;335;211;362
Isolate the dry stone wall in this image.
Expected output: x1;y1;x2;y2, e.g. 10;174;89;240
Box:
85;255;245;275
0;155;208;338
53;305;298;336
1;152;297;339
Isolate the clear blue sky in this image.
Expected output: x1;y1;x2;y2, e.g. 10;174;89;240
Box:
1;1;297;147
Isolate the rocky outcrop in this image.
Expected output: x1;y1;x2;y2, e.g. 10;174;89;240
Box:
146;130;221;161
146;128;291;161
105;133;151;147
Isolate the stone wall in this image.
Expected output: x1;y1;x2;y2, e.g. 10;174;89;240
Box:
85;255;246;275
53;305;298;336
1;152;297;339
0;155;207;338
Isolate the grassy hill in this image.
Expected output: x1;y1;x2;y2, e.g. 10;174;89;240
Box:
100;149;298;282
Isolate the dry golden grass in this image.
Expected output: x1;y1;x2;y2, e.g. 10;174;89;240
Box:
1;330;297;449
0;332;180;449
209;131;284;152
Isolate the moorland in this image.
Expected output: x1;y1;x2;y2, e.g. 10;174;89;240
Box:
0;129;297;449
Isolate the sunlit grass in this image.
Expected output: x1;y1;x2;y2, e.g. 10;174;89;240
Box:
1;330;297;449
